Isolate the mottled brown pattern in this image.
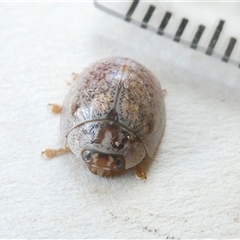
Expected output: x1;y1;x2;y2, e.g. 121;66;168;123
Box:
90;122;132;150
61;57;166;169
67;120;146;169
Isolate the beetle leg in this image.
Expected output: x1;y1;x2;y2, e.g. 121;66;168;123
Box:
135;164;147;180
48;103;62;114
41;146;70;159
47;73;79;114
71;72;79;81
162;89;167;97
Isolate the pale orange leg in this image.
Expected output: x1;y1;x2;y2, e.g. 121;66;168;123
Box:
48;103;62;114
135;164;147;180
162;89;167;97
67;72;79;85
42;102;69;158
71;72;79;81
41;146;70;159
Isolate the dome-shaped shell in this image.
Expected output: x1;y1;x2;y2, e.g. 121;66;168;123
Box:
61;57;166;159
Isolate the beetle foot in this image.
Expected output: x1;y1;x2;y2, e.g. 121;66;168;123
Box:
41;147;70;159
48;103;62;114
162;89;167;97
71;72;79;81
135;164;147;180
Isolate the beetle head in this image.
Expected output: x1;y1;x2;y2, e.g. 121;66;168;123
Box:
81;149;125;177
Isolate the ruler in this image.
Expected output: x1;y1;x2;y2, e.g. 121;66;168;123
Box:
94;1;240;69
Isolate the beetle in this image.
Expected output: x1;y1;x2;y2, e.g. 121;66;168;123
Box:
42;57;166;179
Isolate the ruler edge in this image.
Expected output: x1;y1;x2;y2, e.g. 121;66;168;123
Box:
94;0;240;69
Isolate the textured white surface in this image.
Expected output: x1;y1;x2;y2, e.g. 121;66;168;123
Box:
1;2;240;239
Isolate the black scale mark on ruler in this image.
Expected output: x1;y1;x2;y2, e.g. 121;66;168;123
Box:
222;37;237;63
125;0;139;22
123;0;238;66
157;12;172;35
206;20;225;56
190;25;205;49
174;18;188;42
141;5;155;29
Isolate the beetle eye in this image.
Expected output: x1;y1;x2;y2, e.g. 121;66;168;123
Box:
81;149;92;162
115;158;124;169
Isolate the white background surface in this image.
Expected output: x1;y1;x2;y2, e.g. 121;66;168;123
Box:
1;2;240;239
